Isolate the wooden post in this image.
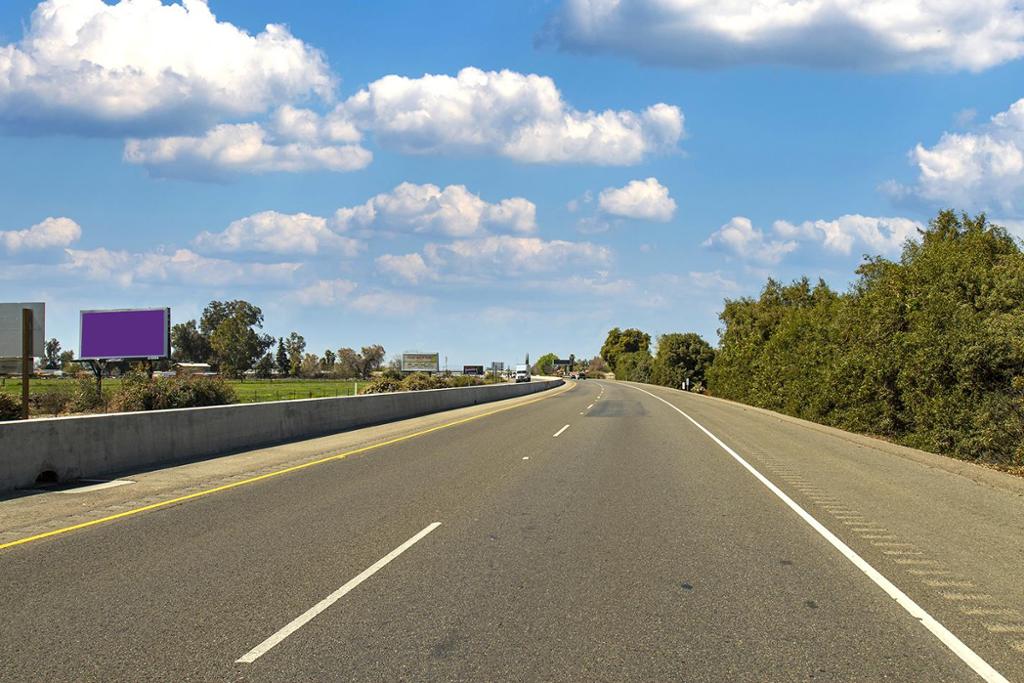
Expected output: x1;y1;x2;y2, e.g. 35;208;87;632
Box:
21;308;32;420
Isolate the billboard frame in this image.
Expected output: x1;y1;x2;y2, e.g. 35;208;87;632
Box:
78;307;171;362
401;352;440;373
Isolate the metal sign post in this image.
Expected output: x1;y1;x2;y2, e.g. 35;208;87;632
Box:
21;308;32;420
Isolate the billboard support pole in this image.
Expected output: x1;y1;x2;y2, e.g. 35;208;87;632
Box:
20;308;31;420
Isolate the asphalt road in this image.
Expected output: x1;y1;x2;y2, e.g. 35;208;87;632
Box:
1;380;1022;681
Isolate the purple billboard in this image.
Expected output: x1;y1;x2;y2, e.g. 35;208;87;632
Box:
79;308;170;361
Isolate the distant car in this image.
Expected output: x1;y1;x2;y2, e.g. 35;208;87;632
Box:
577;371;587;379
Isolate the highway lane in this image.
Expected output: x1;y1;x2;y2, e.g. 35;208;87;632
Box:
0;379;1017;681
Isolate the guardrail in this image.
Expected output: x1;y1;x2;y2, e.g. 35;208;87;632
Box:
0;379;562;494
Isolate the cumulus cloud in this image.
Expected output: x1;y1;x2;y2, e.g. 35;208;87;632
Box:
598;177;676;221
548;0;1024;72
423;235;612;277
124;122;372;179
194;211;363;256
703;217;797;264
62;247;300;287
340;67;683;164
774;214;923;254
1;216;81;251
334;182;537;237
893;99;1024;213
376;253;433;284
0;0;333;136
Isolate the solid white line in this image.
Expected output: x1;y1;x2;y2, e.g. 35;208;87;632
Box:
553;424;570;438
623;384;1008;683
586;404;594;410
236;522;441;664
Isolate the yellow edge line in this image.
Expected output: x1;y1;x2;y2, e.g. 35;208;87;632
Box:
1;383;573;552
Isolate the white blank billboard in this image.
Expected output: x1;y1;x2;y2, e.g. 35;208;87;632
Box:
0;302;44;358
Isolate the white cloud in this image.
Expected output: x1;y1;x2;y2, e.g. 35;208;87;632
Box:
550;0;1024;72
686;270;741;292
62;247;300;287
703;217;797;264
194;211;363;256
0;0;333;135
124;122;372;179
423;235;612;277
333;182;537;237
773;215;923;254
341;67;683;164
349;290;431;316
376;253;433;284
1;216;80;251
598;177;676;221
292;278;358;306
895;99;1024;213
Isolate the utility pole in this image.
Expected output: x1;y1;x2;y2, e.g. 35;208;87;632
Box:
21;307;32;420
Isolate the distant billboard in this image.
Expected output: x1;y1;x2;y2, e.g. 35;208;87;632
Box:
401;353;439;373
0;302;44;357
491;361;505;373
80;308;170;361
463;365;484;376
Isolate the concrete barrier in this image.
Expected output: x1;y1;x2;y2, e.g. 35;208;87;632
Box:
0;379;562;493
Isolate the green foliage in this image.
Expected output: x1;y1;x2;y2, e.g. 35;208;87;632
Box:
651;333;716;390
72;376;104;412
614;350;653;382
0;393;20;421
254;354;275;379
171;320;211;363
361;377;403;394
43;338;61;370
601;328;651;372
275;338;289;375
108;372;237;412
401;372;445;391
532;352;559;375
708;211;1024;466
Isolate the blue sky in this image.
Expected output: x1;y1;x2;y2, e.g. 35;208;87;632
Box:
2;0;1023;367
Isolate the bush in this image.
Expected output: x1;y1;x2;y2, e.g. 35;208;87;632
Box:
360;377;403;394
0;393;21;421
401;372;444;391
446;374;483;387
36;384;75;416
109;372;236;412
72;376;105;413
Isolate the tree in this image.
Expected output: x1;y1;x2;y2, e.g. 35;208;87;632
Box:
336;347;361;378
706;210;1024;467
254;354;275;379
285;332;306;377
651;333;716;390
614;350;653;382
532;352;559;375
300;353;321;378
587;356;610;375
359;344;385;378
321;349;336;371
43;338;61;369
204;302;274;378
59;349;76;369
601;328;651;372
171;320;211;363
275;338;288;375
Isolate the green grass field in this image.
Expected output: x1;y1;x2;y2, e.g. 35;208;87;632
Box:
0;377;365;406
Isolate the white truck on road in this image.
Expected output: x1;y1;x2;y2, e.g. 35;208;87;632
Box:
514;364;531;383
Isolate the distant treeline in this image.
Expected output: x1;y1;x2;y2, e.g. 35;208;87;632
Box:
708;211;1023;467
